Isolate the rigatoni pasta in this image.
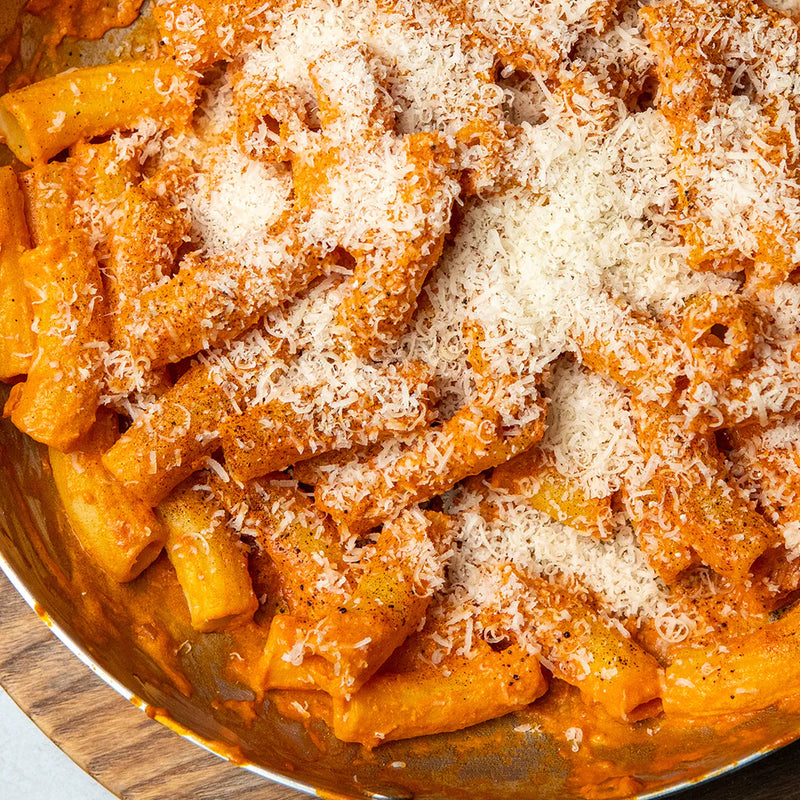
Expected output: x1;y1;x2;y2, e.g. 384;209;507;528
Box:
5;231;108;450
0;59;198;164
0;165;33;379
49;412;167;583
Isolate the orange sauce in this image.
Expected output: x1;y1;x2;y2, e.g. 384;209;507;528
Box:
0;30;20;75
25;0;146;44
316;791;360;800
0;0;147;87
33;601;53;626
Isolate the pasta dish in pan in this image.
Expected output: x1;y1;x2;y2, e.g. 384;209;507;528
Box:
2;0;800;789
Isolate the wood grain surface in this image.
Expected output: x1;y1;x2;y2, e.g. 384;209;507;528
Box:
1;566;800;800
0;571;306;800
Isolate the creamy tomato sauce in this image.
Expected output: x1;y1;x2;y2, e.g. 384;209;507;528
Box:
0;0;147;89
26;0;146;42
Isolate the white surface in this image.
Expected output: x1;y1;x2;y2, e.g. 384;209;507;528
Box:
0;686;115;800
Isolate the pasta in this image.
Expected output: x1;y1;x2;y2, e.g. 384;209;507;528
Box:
5;0;800;788
0;166;33;379
5;232;108;450
49;411;167;583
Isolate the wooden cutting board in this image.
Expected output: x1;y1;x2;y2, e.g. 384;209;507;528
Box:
2;566;800;800
0;570;306;800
